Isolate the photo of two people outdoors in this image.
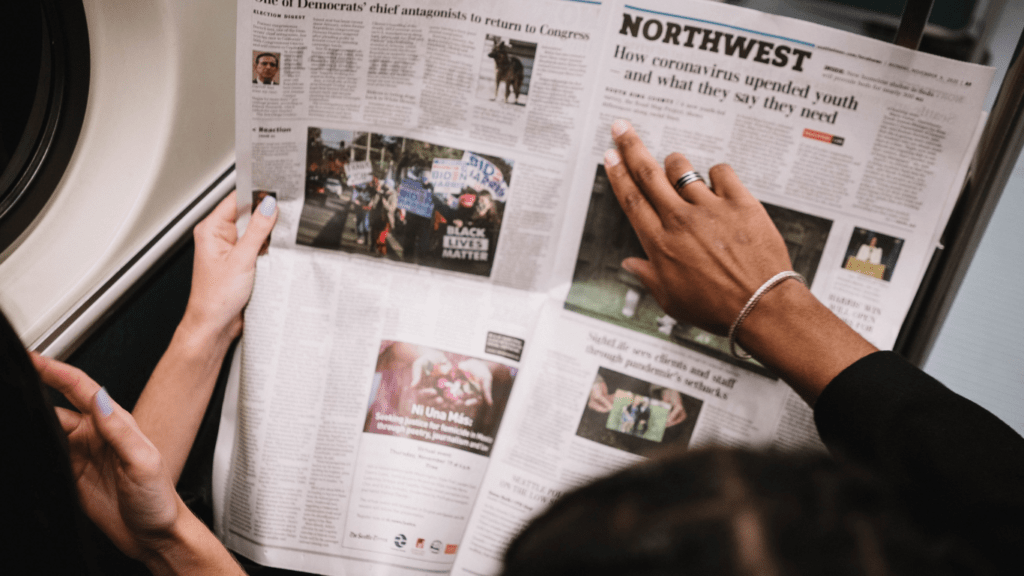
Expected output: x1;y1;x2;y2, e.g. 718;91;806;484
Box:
298;127;513;277
576;367;703;456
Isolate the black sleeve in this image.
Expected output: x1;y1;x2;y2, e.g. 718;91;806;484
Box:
814;351;1024;573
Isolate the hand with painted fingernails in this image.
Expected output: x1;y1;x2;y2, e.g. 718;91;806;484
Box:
185;190;278;344
32;353;182;559
32;353;245;574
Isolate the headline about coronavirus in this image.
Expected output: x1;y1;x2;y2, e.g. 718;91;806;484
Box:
614;12;861;125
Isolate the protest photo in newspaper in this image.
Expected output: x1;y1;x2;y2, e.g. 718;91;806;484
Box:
299;128;512;277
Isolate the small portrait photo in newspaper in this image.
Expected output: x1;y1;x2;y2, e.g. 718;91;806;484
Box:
477;34;537;106
577;367;702;457
842;226;904;282
251;49;281;86
364;341;517;457
566;165;832;376
298;127;512;277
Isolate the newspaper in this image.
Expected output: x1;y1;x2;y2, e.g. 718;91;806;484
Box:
213;1;993;574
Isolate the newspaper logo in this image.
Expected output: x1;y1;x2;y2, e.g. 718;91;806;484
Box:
430;540;443;554
445;543;459;555
394;534;407;549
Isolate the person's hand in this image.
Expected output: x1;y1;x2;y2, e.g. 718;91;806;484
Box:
604;119;877;404
410;350;453;390
604;119;793;335
588;376;615;413
32;354;182;560
660;389;687;427
458;359;494;407
184;190;278;341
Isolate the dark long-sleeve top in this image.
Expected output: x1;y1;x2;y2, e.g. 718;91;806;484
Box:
814;351;1024;574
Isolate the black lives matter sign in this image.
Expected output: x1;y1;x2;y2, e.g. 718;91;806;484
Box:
442;226;489;261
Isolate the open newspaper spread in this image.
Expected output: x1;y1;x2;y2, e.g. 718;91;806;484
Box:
212;1;993;574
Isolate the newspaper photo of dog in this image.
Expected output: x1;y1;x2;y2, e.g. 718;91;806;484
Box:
477;35;536;106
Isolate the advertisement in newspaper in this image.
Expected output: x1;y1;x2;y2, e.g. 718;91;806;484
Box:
215;0;993;574
340;342;517;563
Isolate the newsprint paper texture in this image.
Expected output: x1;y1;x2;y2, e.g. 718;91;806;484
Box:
213;1;993;574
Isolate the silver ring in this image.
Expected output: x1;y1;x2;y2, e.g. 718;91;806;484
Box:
674;170;706;192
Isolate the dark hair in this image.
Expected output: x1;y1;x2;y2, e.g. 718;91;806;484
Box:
0;309;94;573
503;448;959;576
254;52;278;66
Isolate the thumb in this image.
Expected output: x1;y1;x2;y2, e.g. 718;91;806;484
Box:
91;388;161;471
621;257;659;291
236;195;278;262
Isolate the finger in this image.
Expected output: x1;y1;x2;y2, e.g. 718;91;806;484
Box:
55;406;83;434
235;195;278;263
210;190;240;225
194;191;240;246
707;163;753;203
482;378;493;406
32;354;101;413
668;405;687;426
664;153;715;204
611;120;683;215
604;148;664;243
621;257;661;295
90;388;162;473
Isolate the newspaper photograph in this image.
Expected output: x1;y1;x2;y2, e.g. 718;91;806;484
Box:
299;128;512;276
364;341;517;456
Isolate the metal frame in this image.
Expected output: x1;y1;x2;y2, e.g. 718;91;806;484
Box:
894;0;1024;363
893;0;935;49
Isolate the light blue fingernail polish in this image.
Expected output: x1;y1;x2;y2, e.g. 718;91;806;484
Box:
96;387;114;416
259;195;276;217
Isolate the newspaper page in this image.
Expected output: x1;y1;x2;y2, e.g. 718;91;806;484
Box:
214;0;993;575
449;1;993;574
216;0;607;574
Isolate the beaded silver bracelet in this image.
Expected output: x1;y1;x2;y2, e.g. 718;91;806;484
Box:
727;271;807;360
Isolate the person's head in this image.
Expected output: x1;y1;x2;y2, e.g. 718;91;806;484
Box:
503;448;959;576
475;191;493;215
869;237;877;247
1;308;95;572
254;52;279;83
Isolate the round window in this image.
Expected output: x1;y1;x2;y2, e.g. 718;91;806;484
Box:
0;0;89;255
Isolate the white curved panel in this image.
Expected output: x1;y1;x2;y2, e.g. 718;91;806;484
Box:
0;0;236;346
